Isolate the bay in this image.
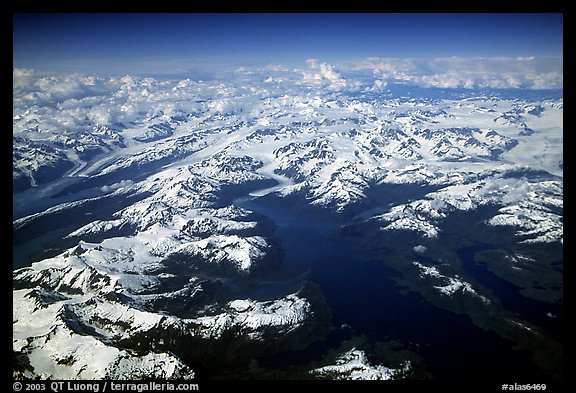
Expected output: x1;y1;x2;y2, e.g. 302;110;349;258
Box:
234;193;545;380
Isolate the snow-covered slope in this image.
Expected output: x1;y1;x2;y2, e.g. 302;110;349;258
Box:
13;160;317;378
13;236;315;378
412;261;490;303
13;70;562;379
311;348;411;380
13;287;194;380
374;172;563;242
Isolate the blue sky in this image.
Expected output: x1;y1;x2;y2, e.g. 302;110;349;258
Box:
14;14;562;67
12;13;563;89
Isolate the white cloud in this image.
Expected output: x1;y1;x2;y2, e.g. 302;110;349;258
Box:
13;68;36;88
530;72;563;90
13;71;124;111
365;79;388;92
302;59;349;91
208;99;243;115
262;64;293;73
87;107;112;125
101;180;134;193
13;71;217;131
231;56;562;92
342;56;562;90
413;245;427;254
12;58;562;147
476;177;532;204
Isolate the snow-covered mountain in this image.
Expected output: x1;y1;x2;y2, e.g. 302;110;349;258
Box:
311;348;412;380
13;71;562;379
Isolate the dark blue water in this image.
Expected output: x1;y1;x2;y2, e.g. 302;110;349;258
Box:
460;244;563;341
235;196;545;380
13;185;147;270
13;176;108;269
13;176;109;220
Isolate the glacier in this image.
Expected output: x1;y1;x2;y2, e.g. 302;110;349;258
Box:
13;70;562;380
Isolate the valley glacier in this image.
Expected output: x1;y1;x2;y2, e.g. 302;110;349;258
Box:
13;69;562;380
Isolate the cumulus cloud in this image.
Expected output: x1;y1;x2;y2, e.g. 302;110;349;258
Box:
413;245;427;254
12;57;562;146
13;68;36;88
13;71;123;111
241;56;562;92
476;177;532;204
208;99;243;115
13;71;219;130
345;56;563;90
302;59;349;91
262;64;294;73
101;180;134;193
368;79;388;91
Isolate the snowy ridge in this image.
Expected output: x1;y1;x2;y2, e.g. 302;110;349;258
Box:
182;235;268;271
65;219;127;238
194;295;311;339
60;164;269;273
15;198;94;229
14;282;313;379
13;71;562;378
412;261;491;304
374;172;562;242
307;161;372;212
487;181;563;243
13;245;120;296
14;78;562;242
311;348;411;380
13;290;194;380
13;160;316;378
13;238;315;378
179;215;257;238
